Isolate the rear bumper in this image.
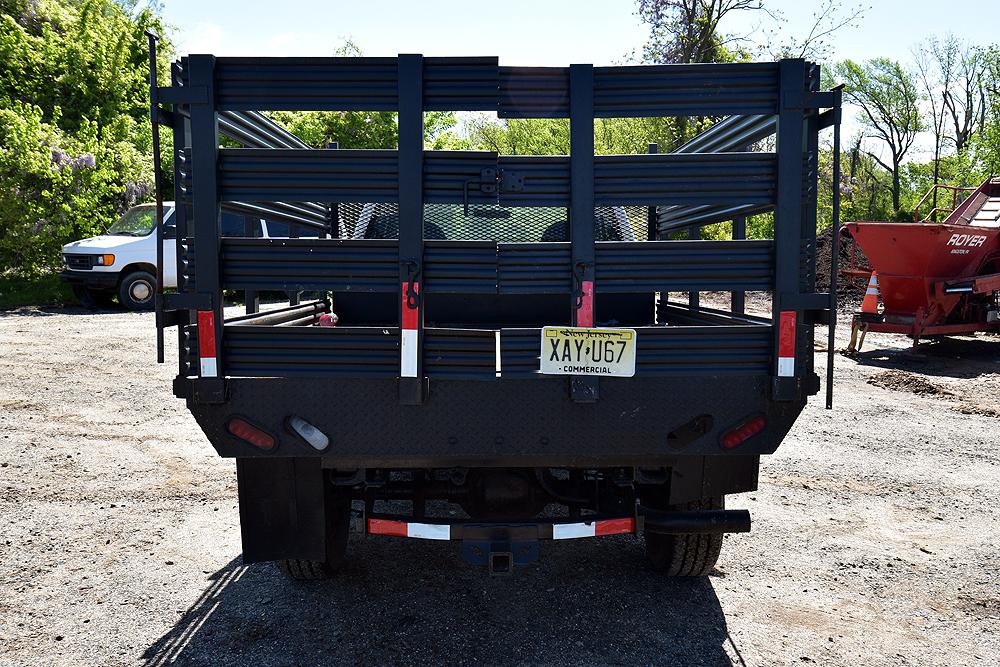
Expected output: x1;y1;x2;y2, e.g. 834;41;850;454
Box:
185;376;806;466
59;270;119;290
367;508;750;541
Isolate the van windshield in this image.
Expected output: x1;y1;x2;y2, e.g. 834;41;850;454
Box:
106;205;157;236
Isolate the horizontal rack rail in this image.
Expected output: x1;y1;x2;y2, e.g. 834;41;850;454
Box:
184;324;772;380
213;149;776;206
217;238;775;293
206;57;781;117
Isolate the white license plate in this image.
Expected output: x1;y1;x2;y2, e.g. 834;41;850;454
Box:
539;326;637;377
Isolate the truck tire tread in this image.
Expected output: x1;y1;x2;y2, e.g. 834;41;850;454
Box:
644;496;724;576
277;558;330;580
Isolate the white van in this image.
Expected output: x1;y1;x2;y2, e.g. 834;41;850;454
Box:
60;202;300;310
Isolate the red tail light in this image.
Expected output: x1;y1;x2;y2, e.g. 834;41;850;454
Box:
226;417;276;451
721;415;766;449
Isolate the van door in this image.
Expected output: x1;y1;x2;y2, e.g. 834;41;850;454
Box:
162;208;178;289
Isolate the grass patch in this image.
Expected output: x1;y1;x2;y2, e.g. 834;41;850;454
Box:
0;271;74;309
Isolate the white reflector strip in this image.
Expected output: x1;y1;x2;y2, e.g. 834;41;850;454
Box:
495;330;501;375
552;522;597;540
777;357;795;377
401;329;418;378
199;358;217;378
406;522;451;540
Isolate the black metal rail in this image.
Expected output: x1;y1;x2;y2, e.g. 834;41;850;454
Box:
183;324;771;380
217;237;775;294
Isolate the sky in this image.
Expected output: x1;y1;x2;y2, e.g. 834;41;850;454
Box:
160;0;996;160
163;0;995;65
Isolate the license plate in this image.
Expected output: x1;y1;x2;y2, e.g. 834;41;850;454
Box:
539;326;637;377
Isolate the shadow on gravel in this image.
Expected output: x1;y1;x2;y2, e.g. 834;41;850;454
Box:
0;305;120;317
849;336;1000;379
143;536;739;666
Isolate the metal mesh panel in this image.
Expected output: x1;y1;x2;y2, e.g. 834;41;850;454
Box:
334;203;649;242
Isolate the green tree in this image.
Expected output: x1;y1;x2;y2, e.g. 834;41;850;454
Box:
835;58;925;213
636;0;762;65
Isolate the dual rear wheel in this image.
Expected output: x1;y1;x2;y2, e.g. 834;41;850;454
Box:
643;496;724;576
277;487;352;581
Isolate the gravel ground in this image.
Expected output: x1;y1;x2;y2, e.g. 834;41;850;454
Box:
1;306;999;666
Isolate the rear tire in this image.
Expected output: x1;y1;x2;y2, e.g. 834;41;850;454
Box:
644;496;724;576
118;270;156;311
278;558;332;580
277;485;352;581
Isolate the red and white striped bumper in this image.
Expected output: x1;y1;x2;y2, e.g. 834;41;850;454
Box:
366;517;636;541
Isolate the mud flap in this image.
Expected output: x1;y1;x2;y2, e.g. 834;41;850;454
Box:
668;455;759;505
236;457;327;563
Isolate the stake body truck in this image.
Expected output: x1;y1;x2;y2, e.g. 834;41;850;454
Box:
147;39;842;577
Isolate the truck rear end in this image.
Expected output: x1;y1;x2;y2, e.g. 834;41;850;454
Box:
148;47;840;576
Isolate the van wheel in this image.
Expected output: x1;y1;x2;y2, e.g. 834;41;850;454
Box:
277;488;352;581
644;496;724;576
118;271;156;311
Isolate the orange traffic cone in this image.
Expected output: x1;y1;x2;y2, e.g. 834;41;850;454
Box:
860;271;880;314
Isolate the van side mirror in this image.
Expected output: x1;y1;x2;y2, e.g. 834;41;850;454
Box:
163;224;177;240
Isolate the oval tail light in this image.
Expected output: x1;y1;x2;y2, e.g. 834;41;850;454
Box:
721;415;766;449
226;417;276;451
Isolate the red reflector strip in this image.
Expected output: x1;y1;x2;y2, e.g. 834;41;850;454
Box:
400;282;420;378
777;310;796;377
595;517;635;536
197;310;217;377
367;518;408;538
368;518;451;540
226;418;275;451
553;517;635;540
576;280;594;327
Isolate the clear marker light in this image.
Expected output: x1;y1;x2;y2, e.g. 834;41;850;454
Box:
287;416;329;451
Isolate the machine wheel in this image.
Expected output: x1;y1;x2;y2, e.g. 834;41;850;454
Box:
277;487;352;581
118;270;156;311
644;496;724;576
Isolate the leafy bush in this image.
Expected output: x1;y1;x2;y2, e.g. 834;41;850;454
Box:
0;0;169;274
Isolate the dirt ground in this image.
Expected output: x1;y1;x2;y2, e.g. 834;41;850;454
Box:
1;304;999;667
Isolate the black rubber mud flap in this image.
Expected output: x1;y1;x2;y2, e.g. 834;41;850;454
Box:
667;455;759;505
236;457;327;564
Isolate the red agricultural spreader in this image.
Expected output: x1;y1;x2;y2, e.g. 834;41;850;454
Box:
842;177;1000;353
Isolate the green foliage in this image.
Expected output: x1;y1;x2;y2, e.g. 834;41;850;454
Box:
0;267;72;308
267;109;465;150
636;0;757;65
465;115;692;156
833;59;925;213
0;0;170;274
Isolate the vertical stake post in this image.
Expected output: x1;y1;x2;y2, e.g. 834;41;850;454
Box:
732;215;746;315
772;59;808;401
398;54;426;405
569;63;598;403
188;54;225;402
